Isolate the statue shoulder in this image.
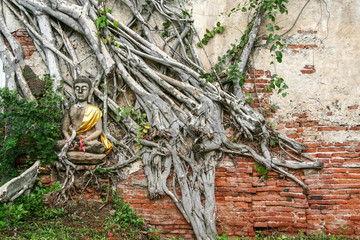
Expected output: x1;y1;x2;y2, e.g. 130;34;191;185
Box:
86;104;102;113
68;105;77;114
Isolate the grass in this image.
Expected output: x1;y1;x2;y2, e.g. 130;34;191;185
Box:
0;184;356;240
215;231;355;240
0;185;151;240
3;221;104;240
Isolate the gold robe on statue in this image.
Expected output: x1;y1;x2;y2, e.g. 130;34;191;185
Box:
76;105;112;155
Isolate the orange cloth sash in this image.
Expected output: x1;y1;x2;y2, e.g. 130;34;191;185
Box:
76;105;112;155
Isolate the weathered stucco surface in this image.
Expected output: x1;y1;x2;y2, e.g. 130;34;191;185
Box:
191;0;360;142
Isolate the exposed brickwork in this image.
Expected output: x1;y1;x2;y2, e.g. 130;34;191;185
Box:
301;65;316;75
287;30;319;54
114;69;360;238
117;180;196;239
243;69;273;111
348;105;359;110
116;123;360;239
5;29;36;59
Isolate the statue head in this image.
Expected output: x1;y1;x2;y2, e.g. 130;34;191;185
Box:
73;76;92;103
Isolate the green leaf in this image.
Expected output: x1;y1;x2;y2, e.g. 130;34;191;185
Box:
246;97;254;104
162;31;169;38
116;116;121;122
162;20;171;29
270;139;277;147
202;38;209;45
266;37;274;44
113;21;119;27
275;77;283;87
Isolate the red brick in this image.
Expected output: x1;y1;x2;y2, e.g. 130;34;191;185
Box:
332;152;360;158
348;105;359;110
304;45;318;49
280;192;306;199
288;44;304;49
317;147;346;152
318;126;347;131
316;153;332;158
248;70;264;75
300;70;316;74
323;195;350;200
305;143;321;148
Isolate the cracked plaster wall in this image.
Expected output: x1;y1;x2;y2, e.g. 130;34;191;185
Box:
191;0;360;142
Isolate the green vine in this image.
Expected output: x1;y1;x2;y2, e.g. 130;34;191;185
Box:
263;74;288;97
94;8;111;36
201;0;289;106
197;22;226;47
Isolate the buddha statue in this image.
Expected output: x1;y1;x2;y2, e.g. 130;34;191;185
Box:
57;76;112;163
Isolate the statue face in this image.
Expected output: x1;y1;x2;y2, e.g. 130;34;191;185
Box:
74;82;90;102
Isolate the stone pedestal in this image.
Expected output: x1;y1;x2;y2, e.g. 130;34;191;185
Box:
67;151;106;165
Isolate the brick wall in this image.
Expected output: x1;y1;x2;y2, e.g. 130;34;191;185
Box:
116;69;360;239
117;118;360;239
6;29;36;59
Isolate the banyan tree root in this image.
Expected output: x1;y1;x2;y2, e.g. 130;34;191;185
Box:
55;128;77;204
1;0;323;239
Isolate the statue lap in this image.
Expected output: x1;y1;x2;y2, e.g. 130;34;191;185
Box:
56;105;107;164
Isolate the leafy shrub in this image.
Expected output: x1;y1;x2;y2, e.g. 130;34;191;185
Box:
104;192;145;232
0;75;62;183
0;182;64;231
